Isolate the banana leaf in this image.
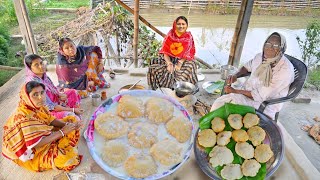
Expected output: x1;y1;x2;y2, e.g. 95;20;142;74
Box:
199;103;266;180
205;81;224;94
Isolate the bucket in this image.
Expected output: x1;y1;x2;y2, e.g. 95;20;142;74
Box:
220;65;238;80
91;93;101;106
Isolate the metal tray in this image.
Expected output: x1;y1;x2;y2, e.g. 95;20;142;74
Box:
85;90;195;180
194;111;284;179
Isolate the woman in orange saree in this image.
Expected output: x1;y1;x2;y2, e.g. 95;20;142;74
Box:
147;16;198;90
2;81;83;172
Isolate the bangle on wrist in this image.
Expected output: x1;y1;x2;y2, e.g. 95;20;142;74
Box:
72;108;75;113
59;129;65;137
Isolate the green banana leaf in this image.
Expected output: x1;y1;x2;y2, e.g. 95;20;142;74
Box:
199;103;266;180
205;81;225;94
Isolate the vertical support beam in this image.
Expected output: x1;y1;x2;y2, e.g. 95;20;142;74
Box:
228;0;253;67
133;0;139;68
13;0;37;54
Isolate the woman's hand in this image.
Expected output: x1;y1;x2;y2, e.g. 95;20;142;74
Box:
59;93;67;101
74;121;84;129
88;81;94;87
226;75;237;85
61;123;76;134
166;63;174;73
97;63;104;73
224;85;235;94
175;60;184;71
74;108;84;115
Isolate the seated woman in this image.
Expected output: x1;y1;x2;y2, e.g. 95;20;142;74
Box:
2;81;83;172
211;32;295;119
24;54;83;120
148;16;198;90
56;38;110;98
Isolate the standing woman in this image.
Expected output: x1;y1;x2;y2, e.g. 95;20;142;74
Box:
2;81;83;172
24;54;83;120
148;16;198;90
56;38;110;98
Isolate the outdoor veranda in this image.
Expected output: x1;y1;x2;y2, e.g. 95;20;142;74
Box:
0;66;319;179
1;0;320;179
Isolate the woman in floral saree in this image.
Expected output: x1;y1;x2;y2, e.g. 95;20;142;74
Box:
147;16;198;90
24;54;83;120
2;81;83;172
56;38;110;98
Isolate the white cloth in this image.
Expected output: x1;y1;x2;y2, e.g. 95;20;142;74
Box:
211;53;295;119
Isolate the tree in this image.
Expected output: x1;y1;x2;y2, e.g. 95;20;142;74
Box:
296;21;320;68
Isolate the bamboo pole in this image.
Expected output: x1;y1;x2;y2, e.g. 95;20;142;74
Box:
114;0;213;69
13;0;37;54
228;0;253;67
133;0;139;68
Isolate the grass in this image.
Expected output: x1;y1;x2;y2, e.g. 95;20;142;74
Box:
0;70;18;87
307;68;320;90
6;38;25;67
43;0;90;8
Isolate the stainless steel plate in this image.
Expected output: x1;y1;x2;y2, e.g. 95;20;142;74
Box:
194;111;284;179
202;81;223;94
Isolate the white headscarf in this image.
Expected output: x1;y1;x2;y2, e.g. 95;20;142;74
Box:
254;32;287;87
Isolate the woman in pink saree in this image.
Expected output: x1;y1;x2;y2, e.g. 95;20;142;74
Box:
24;54;83;119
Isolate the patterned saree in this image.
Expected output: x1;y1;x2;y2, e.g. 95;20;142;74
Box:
2;84;81;172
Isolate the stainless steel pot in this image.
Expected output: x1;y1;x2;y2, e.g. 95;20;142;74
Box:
220;65;238;80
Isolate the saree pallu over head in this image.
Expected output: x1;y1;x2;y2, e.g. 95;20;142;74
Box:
24;60;60;103
2;84;55;161
159;20;196;60
56;46;102;90
255;32;287;87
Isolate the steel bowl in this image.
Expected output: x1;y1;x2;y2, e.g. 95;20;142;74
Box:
118;84;145;94
194;111;284;179
174;81;199;98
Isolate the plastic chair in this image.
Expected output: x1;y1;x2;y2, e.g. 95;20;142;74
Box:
221;54;308;121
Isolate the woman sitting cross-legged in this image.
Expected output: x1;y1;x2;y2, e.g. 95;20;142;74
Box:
148;16;198;90
56;38;110;98
24;54;83;120
2;81;83;172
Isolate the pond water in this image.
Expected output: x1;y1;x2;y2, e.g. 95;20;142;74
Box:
139;13;318;66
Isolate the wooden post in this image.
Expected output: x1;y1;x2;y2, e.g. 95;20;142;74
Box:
133;0;139;68
228;0;253;67
13;0;37;54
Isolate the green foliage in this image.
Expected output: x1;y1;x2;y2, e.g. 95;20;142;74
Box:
97;3;161;67
43;0;89;8
0;24;10;65
0;0;46;25
135;26;162;66
296;21;320;68
0;70;18;87
307;68;320;90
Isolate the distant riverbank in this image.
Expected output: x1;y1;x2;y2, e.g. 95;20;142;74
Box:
140;6;320;17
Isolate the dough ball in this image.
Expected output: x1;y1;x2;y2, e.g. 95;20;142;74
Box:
198;129;216;147
211;117;225;133
166;117;192;143
228;114;243;130
117;95;144;118
128;122;158;148
146;97;174;124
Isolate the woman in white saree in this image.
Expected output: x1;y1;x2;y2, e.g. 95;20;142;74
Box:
210;32;295;119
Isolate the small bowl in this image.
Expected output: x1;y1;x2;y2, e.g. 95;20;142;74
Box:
174;81;199;98
118;84;145;94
